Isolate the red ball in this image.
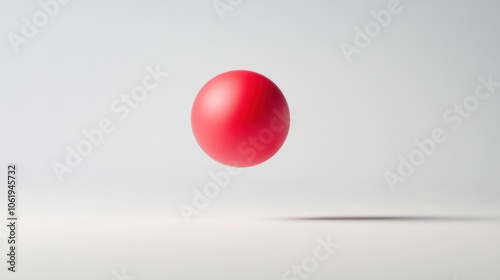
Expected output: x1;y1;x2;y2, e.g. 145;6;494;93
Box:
191;70;290;167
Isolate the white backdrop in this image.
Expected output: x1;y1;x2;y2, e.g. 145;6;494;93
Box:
0;0;499;279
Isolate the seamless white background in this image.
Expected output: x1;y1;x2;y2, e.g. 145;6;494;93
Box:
0;0;499;279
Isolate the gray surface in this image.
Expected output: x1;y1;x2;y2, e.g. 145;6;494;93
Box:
0;0;499;279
